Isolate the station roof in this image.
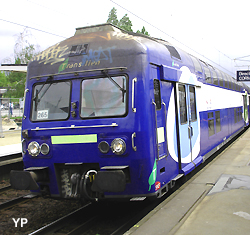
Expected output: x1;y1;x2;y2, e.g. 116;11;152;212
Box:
0;64;27;73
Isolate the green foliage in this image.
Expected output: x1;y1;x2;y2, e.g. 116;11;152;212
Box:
107;7;119;26
118;14;133;32
4;71;26;98
15;45;36;64
107;7;149;35
0;72;7;87
136;26;150;36
2;29;40;98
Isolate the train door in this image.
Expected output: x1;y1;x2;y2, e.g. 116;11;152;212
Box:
243;94;248;124
176;83;199;171
153;78;168;160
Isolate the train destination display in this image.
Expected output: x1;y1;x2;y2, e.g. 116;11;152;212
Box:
237;70;250;81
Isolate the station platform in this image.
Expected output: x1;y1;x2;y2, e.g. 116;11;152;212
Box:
0;130;21;157
128;128;250;235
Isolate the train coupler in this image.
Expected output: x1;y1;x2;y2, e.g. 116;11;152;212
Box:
69;173;80;198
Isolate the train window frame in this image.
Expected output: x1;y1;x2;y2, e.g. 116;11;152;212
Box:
208;111;215;137
218;70;225;87
30;80;72;122
211;69;218;86
234;107;242;123
189;86;197;122
200;60;212;84
178;84;188;124
165;45;181;61
153;79;162;110
189;55;203;75
223;72;229;88
215;111;221;133
80;75;128;119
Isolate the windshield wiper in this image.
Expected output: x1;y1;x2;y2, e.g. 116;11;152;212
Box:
102;70;126;102
33;76;53;111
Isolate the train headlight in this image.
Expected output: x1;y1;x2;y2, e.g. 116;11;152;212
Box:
98;141;110;154
40;143;50;155
111;138;126;155
28;141;40;157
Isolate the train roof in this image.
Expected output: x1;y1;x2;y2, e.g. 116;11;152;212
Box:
27;23;250;93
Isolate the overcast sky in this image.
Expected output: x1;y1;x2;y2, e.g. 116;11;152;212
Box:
1;0;249;77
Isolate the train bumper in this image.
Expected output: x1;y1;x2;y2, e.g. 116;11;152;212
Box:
10;167;49;190
91;170;126;192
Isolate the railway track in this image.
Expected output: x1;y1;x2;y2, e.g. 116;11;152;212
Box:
0;184;36;211
28;194;174;235
0;184;11;193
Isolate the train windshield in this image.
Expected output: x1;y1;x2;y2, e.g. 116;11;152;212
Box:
31;81;71;121
81;75;127;118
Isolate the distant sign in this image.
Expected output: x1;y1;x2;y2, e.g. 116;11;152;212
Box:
237;70;250;81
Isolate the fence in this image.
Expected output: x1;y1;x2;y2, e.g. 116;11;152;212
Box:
0;98;23;137
0;98;24;118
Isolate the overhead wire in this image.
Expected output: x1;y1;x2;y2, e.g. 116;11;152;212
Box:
0;18;67;39
110;0;236;76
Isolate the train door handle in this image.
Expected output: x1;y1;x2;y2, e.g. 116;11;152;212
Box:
132;77;137;113
132;132;137;151
188;126;193;138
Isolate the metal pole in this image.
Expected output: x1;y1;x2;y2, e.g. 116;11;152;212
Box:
0;107;4;138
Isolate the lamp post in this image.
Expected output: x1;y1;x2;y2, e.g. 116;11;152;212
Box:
0;88;7;138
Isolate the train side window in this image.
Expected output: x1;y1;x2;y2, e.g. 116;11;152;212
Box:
200;60;211;84
153;79;162;110
218;71;225;87
223;73;229;88
178;84;187;124
208;112;215;136
234;107;242;123
208;64;217;86
227;75;233;90
215;111;221;133
189;86;197;122
189;55;202;74
212;70;218;86
165;45;181;60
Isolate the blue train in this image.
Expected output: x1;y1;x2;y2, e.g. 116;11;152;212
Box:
10;23;250;201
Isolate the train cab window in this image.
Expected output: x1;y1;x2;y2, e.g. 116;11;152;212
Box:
153;79;162;110
189;86;197;122
178;85;187;124
81;76;127;118
31;81;71;121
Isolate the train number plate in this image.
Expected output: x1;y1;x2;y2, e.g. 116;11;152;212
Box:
37;110;49;120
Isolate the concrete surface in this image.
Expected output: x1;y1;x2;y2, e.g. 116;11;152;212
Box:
127;128;250;235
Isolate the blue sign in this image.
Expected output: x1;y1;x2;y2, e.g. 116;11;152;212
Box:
237;70;250;81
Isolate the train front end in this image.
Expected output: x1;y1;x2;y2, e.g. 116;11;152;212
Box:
10;24;157;201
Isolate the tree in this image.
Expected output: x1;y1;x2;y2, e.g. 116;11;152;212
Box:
118;14;133;32
107;7;149;35
0;72;7;88
4;28;40;98
136;26;150;36
107;7;119;26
